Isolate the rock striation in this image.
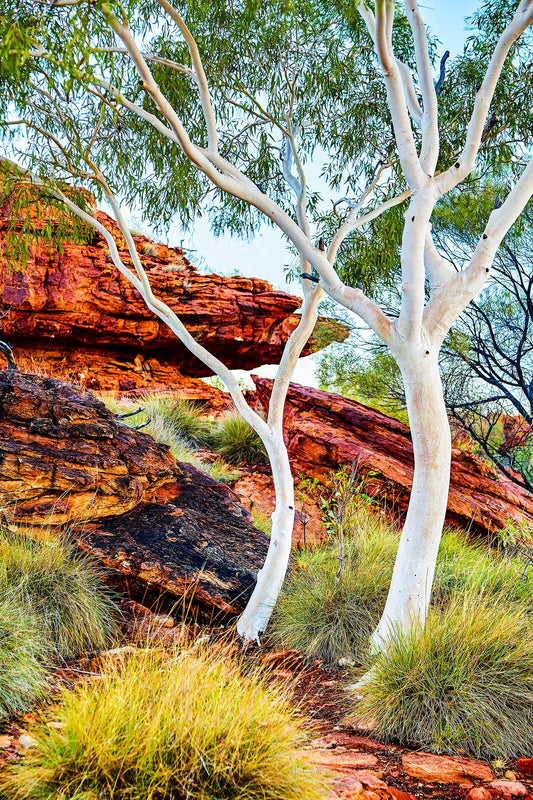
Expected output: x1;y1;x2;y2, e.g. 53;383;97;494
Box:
0;370;268;614
0;191;347;393
254;378;533;536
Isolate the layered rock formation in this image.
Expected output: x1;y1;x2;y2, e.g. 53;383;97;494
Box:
0;191;347;393
0;371;268;614
254;378;533;536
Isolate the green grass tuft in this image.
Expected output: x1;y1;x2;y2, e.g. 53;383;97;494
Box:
271;512;532;667
357;590;533;759
1;646;325;800
210;413;268;465
0;530;118;659
269;509;396;666
0;596;46;720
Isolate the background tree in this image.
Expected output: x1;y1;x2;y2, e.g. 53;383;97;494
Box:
2;0;533;647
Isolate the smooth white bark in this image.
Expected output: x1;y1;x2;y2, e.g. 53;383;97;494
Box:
236;441;295;642
372;345;451;645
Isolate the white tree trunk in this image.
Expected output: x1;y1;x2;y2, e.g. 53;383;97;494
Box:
371;345;451;648
236;436;295;643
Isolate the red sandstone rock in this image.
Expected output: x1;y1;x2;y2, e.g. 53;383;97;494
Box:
517;758;533;776
308;750;379;770
0;192;347;391
7;345;232;410
487;781;530;797
254;379;533;537
0;371;268;614
466;789;493;800
401;753;493;784
387;789;417;800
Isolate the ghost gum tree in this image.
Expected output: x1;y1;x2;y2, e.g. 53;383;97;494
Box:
2;0;533;645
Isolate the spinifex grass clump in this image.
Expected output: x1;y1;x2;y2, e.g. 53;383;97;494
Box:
0;597;46;720
357;591;533;759
0;530;118;658
433;526;533;603
1;646;325;800
271;509;532;667
269;508;397;666
102;394;242;482
102;393;207;466
210;413;268;465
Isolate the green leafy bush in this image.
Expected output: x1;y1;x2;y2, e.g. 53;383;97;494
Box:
0;531;118;658
210;413;268;465
1;646;325;800
357;590;533;759
0;596;46;720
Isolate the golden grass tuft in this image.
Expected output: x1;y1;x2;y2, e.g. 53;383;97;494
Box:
0;645;326;800
357;590;533;759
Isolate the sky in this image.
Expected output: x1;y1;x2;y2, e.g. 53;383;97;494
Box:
149;1;482;387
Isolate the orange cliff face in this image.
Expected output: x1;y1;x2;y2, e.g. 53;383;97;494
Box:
0;188;348;395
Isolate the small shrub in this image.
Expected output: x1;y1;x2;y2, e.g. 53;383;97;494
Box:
0;596;46;720
1;646;325;800
0;530;118;658
356;590;533;759
211;413;268;465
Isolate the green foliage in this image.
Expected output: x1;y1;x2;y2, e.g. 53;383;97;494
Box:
0;530;118;659
357;591;533;759
317;343;408;423
210;413;268;465
496;519;533;550
0;645;325;800
0;596;46;721
0;162;93;272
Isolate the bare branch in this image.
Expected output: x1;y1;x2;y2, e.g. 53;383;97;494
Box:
156;0;218;153
403;0;439;175
373;2;427;188
95;47;195;78
328;190;409;265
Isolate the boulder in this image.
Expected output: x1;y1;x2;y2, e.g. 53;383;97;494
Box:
0;370;268;614
0;190;348;392
401;753;493;784
254;379;533;537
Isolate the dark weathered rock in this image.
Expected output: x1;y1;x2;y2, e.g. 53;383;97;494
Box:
78;464;268;615
254;378;533;536
0;371;177;523
0;371;268;613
